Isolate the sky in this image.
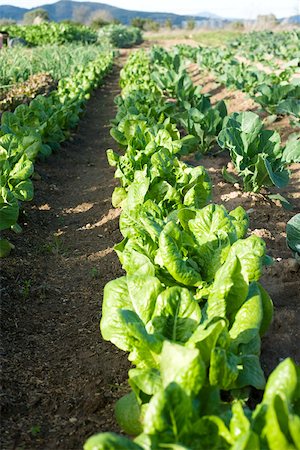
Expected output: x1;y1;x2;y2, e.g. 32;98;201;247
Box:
0;0;299;19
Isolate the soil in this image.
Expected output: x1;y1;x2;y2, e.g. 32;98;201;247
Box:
1;44;300;450
1;61;129;450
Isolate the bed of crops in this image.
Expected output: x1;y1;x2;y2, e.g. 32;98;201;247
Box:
83;39;300;449
0;26;299;450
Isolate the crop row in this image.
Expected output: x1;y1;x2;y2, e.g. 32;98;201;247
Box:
174;42;300;120
84;49;299;449
1;22;97;46
2;22;143;49
113;47;299;196
0;43;109;88
0;50;114;257
229;30;300;63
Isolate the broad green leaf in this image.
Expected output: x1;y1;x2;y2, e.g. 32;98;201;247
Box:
84;432;142;450
234;355;266;390
286;213;300;255
0;189;19;231
209;347;239;390
207;255;248;322
230;401;250;439
143;382;192;440
8;154;33;183
12;180;34;201
160;341;206;395
115;392;143;435
149;286;201;342
159;221;202;287
0;238;15;258
227;235;266;283
229;282;263;348
187;319;227;364
129;367;161;396
111;187;127;208
229;206;249;239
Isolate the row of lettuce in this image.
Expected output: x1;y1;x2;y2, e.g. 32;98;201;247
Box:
84;49;300;449
229;30;300;63
175;43;300;120
112;46;299;194
0;49;114;257
1;22;143;48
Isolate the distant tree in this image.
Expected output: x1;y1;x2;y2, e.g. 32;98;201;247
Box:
23;8;49;25
89;10;113;28
231;21;245;30
72;5;90;24
186;19;196;30
131;17;147;30
165;18;173;29
144;19;160;32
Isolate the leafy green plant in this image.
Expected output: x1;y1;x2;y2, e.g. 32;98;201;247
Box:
218;111;299;192
286;213;300;260
0;50;114;256
2;22;97;46
83;45;299;450
84;358;300;449
98;24;142;48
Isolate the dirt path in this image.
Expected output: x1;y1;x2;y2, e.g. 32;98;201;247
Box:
1;63;130;449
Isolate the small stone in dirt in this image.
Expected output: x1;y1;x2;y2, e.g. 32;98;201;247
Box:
286;258;299;272
69;417;77;424
252;228;273;240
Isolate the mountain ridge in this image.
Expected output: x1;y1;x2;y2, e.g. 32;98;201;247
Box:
0;0;208;25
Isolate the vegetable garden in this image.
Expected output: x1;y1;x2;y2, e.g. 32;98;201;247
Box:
1;25;300;450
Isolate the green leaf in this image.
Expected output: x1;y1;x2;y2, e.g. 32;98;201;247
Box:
229;206;249;239
8;154;34;183
229;282;263;349
115;392;143;436
112;187;127;208
106;149;120;167
230;401;250;439
281;136;300;163
222;166;239;184
227;235;266;283
257;283;273;337
0;188;19;231
187;319;227;364
234;354;265;390
159;221;202;287
209;347;239;390
207;255;248;322
149;286;201;342
264;159;289;189
110;127;127;146
143;382;192;440
13;180;34;201
261;358;299;406
0;238;15;258
101;276;163;351
129;367;161;396
286;213;300;255
268;194;294;211
160;341;206;395
84;433;143;450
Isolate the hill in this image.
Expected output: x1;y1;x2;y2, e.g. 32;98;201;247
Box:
0;0;206;25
